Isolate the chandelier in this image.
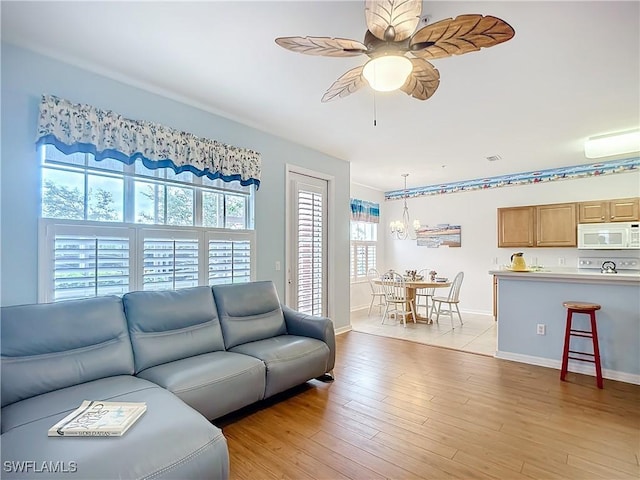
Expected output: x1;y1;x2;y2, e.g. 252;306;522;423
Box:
390;174;421;240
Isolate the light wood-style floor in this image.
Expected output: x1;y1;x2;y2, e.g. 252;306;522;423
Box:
217;331;640;480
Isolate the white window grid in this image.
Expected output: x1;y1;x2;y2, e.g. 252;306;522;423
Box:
40;146;254;229
39;146;256;302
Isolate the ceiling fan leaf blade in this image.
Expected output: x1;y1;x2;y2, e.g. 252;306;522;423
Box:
275;36;368;57
322;66;366;102
400;59;440;100
365;0;422;42
409;14;515;60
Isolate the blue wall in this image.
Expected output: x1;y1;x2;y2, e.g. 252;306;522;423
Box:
0;43;351;329
497;276;640;378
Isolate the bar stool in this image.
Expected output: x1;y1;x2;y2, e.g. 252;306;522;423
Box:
560;301;603;389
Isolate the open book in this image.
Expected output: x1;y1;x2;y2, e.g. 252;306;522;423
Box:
48;400;147;437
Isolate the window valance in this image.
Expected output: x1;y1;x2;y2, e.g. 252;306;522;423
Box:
35;94;261;188
350;198;380;223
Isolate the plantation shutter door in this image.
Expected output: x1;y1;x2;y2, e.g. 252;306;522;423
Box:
289;172;328;317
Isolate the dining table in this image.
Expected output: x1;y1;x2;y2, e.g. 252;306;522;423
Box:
374;277;452;323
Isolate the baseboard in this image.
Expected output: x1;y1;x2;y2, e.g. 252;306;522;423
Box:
460;308;493;317
352;306;493;316
495;350;640;385
335;325;352;336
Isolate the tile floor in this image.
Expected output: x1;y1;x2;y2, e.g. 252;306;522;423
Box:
350;303;497;356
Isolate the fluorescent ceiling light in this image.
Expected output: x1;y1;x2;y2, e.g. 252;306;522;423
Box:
584;129;640;159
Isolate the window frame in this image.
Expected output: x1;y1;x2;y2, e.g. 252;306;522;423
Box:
349;221;378;283
38;219;256;302
41;146;254;230
39;145;257;302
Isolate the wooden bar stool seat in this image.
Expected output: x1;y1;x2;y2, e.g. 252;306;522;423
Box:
561;301;603;389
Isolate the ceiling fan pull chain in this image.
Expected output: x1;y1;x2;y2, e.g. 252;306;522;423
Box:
373;90;377;127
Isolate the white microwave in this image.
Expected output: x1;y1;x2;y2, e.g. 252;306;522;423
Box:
578;222;640;249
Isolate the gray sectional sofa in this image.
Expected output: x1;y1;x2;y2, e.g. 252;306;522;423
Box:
1;281;335;479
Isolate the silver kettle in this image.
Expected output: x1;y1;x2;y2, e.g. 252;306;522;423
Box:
601;261;617;274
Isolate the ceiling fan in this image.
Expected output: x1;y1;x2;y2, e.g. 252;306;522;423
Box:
275;0;515;102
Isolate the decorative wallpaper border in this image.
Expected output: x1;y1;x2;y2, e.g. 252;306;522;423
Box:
385;156;639;201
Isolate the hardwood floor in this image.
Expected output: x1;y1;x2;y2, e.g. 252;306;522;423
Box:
217;331;640;479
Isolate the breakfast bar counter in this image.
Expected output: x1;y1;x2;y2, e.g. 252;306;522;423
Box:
489;268;640;384
489;268;640;284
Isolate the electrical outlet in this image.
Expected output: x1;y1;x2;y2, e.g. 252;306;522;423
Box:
558;258;566;265
536;324;546;335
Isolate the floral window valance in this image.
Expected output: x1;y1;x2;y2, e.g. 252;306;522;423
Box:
35;94;262;188
350;198;380;223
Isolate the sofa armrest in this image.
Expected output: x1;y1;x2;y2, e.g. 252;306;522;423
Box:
281;304;336;372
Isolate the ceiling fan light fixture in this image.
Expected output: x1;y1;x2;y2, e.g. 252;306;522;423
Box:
276;1;515;102
362;55;413;92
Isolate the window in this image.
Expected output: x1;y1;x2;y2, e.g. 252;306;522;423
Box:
207;237;251;285
141;233;199;291
48;227;131;301
39;146;255;302
350;221;377;282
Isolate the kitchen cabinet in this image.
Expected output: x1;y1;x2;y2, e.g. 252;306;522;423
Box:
497;203;576;247
536;202;577;247
497;207;535;247
578;197;639;223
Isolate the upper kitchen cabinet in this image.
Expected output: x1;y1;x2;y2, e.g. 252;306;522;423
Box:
497;206;535;247
536;203;577;247
578;198;639;223
498;203;577;247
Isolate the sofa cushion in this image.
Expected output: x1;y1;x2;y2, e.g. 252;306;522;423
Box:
1;376;155;434
136;351;266;420
0;376;228;479
1;297;134;408
230;335;329;398
123;286;226;373
212;281;287;350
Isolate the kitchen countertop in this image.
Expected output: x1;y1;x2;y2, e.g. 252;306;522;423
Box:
488;268;640;284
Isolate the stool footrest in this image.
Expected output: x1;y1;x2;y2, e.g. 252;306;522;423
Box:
568;350;595;357
569;329;594;338
568;356;597;364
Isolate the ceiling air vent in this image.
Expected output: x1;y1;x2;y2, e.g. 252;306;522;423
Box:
486;155;502;162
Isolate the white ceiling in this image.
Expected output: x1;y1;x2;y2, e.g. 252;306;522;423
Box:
2;1;639;192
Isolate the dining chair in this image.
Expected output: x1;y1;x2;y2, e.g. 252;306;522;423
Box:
430;271;464;328
380;271;416;327
414;268;435;317
366;268;386;316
